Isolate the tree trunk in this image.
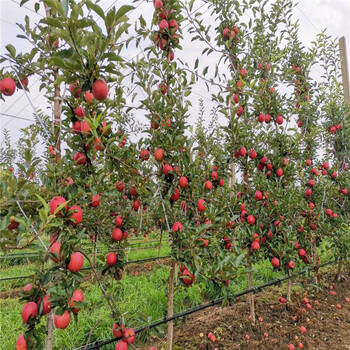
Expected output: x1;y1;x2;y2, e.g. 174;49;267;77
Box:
336;258;343;282
167;261;176;350
247;253;255;326
93;233;98;268
45;310;54;350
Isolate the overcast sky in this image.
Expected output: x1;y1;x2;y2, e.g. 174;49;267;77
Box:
0;0;349;147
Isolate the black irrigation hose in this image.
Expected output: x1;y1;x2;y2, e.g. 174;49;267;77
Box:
80;259;337;350
0;256;171;283
0;242;165;260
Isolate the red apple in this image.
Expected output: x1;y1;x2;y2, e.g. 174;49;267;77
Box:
49;241;61;262
172;222;183;232
70;289;84;313
179;176;188;189
107;252;117;266
68;252;84;272
112;228;123;241
154;148;164;162
0;77;16;96
16;334;28;350
37;294;51;315
49;196;67;215
91;194;101;208
74;152;87;165
197;199;206;212
54;310;71;329
271;257;280;268
22;302;38;323
122;328;135;344
68;205;83;225
92;79;108;101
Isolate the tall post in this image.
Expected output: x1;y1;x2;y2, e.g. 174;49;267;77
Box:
339;37;350;103
166;261;176;350
43;2;61;349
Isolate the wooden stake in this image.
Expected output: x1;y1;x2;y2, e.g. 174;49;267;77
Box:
167;261;176;350
287;270;292;303
339;37;350;103
247;252;256;326
45;311;54;350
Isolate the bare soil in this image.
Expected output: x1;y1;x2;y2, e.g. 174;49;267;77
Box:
144;272;350;350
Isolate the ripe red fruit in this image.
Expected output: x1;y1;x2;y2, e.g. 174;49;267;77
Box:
112;228;123;241
123;328;135;344
298;249;306;257
93;138;102;151
116;342;128;350
336;304;342;309
54;310;71;329
68;252;84;272
247;215;255;225
260;155;268;164
132;200;141;211
169;19;178;32
154;148;164;162
265;114;271;123
92;79;108;101
239;146;247;157
288;345;296;350
182;269;194;286
308;179;315;187
271;257;280;268
84;90;94;104
69;289;84;313
205;181;213;190
326;208;332;216
197;199;206;212
154;0;163;9
50;241;61;262
49;196;67;215
178;176;188;189
68;205;83;225
276;115;284;125
255;190;263;201
257;113;265;123
140;149;150;160
287;260;295;269
323;161;329;170
37;294;52;315
115;181;125;192
69;83;81;98
245;334;250;340
172;221;183;232
91;194;101;208
331;171;337;179
0;77;16;96
159;19;169;32
163;164;173;176
106;252;117;267
74;106;85;118
211;171;218;181
237;105;243;116
115;216;123;227
298;342;304;349
16;334;28;350
276;168;283;177
22;302;38;323
80;120;91;134
171;188;180;201
251;240;260;252
233;93;239;103
218;178;224;186
249;149;257;159
299;326;307;333
24;283;32;292
72;120;81;133
74;152;87;165
306;159;312;166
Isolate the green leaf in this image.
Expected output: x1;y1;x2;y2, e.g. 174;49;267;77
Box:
5;45;16;58
61;0;69;16
86;0;105;19
115;5;134;21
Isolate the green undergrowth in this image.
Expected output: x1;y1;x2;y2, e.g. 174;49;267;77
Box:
0;242;339;349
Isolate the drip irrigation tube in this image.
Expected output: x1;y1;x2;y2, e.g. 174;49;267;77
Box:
0;255;171;282
80;259;337;350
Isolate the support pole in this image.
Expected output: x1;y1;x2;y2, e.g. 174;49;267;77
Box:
339;37;350;103
166;261;176;350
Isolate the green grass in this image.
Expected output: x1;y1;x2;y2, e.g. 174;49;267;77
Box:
0;241;339;350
